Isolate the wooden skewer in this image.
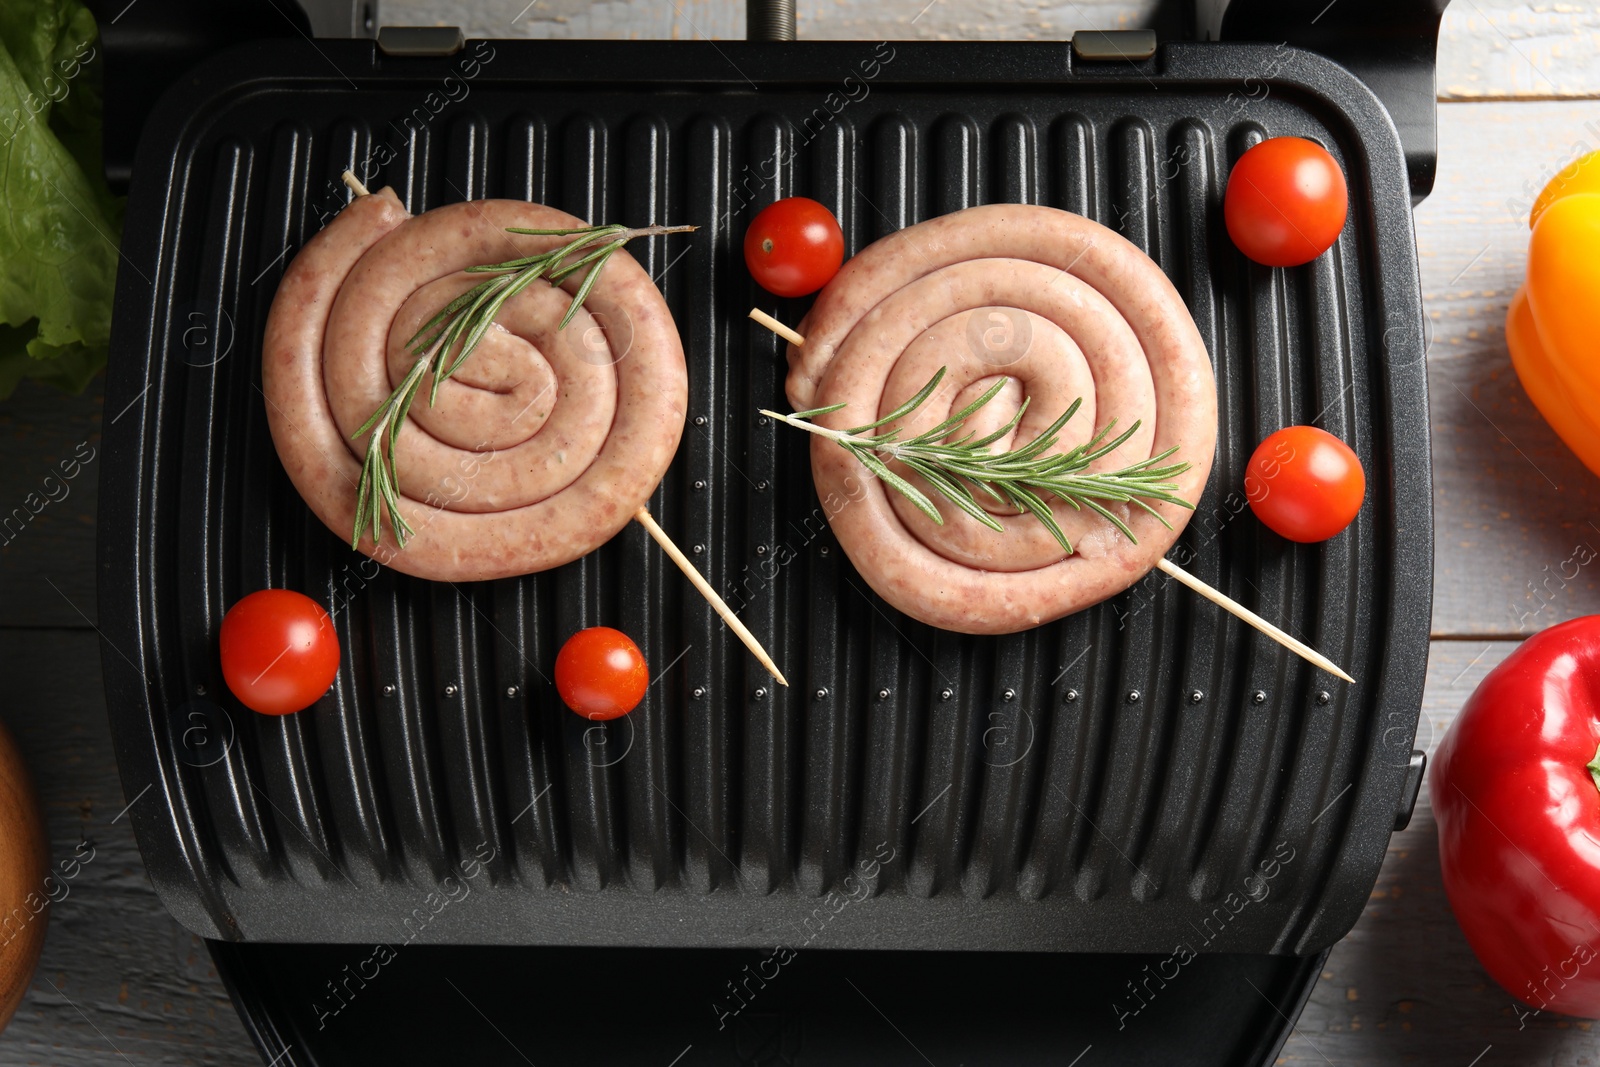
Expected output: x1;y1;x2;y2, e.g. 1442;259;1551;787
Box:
341;169;370;197
1156;560;1354;683
749;308;806;347
634;507;789;686
747;307;1356;685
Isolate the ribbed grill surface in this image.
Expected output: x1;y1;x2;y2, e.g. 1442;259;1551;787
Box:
99;40;1431;953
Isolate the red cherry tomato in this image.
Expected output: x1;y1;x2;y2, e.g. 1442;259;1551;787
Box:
555;627;649;721
744;197;844;298
1246;426;1365;543
1224;137;1348;267
219;590;340;715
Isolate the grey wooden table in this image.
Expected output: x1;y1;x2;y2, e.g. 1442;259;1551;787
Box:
2;1;1599;1063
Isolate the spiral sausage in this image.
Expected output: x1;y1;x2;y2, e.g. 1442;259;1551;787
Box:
786;204;1216;635
263;190;687;581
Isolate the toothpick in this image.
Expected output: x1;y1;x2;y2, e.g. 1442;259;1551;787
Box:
749;307;806;347
633;507;789;687
747;307;1355;685
342;169;370;197
1155;559;1354;682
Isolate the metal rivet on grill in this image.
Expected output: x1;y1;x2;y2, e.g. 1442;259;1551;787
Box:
754;687;768;700
819;545;830;557
1064;689;1079;703
444;684;459;697
1126;690;1141;704
815;687;828;700
506;685;519;699
1252;690;1268;705
1002;688;1016;702
757;416;769;426
692;544;705;555
693;415;707;426
1189;689;1204;704
939;688;953;702
755;545;768;556
756;480;769;492
693;479;706;491
1316;690;1332;706
691;686;705;700
877;688;891;701
382;684;396;697
196;684;206;696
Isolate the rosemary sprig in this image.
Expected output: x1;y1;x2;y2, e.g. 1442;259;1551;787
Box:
351;222;696;549
761;368;1194;554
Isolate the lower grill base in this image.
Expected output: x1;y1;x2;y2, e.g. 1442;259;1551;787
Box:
213;941;1326;1067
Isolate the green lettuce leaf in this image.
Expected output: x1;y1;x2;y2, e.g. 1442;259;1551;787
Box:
0;0;122;398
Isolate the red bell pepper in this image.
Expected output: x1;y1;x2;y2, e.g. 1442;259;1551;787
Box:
1432;615;1600;1020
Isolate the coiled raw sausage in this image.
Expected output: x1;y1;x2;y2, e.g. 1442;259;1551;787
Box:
263;190;687;581
786;204;1216;634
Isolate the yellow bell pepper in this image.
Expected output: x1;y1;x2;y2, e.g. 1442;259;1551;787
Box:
1507;151;1600;478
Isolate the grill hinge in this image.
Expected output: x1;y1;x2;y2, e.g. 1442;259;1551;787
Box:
1071;30;1158;62
376;25;466;56
1394;750;1427;831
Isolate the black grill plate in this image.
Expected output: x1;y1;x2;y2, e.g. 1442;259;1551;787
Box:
99;38;1431;954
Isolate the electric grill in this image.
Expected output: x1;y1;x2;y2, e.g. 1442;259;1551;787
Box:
92;0;1444;1061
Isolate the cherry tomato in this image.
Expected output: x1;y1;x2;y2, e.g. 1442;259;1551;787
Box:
219;590;340;715
1245;426;1365;543
744;197;844;298
1224;137;1348;267
555;627;649;721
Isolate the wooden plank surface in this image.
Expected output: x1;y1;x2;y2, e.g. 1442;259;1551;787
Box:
1438;1;1600;100
1422;100;1600;636
0;381;102;629
2;2;1599;1063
